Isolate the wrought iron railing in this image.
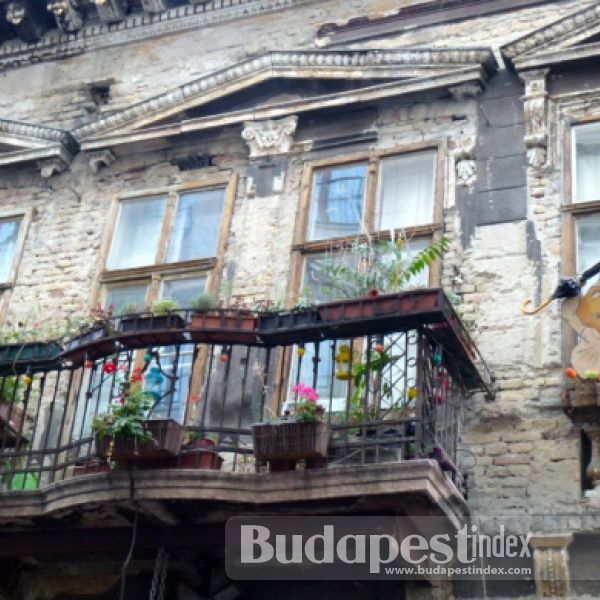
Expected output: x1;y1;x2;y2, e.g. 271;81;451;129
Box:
0;291;490;493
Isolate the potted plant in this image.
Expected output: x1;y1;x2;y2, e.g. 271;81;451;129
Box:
190;294;257;343
0;377;27;446
63;304;116;353
315;237;449;322
252;383;329;472
119;298;185;333
92;382;185;463
179;431;223;470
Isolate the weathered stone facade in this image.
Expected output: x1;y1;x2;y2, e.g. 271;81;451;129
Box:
3;0;600;598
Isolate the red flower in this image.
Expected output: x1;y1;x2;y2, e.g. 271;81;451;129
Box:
369;288;379;298
84;360;94;370
103;361;116;374
131;368;143;382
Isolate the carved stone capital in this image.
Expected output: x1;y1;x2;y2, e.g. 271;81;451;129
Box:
47;0;84;33
37;158;67;178
88;149;115;173
242;116;298;158
454;135;476;187
530;534;573;598
520;69;549;168
90;0;127;23
448;83;482;102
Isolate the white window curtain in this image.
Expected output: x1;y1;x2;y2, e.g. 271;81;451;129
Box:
0;218;21;283
376;151;436;229
575;124;600;203
167;188;225;262
107;196;166;269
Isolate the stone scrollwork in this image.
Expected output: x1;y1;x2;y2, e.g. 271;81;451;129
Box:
242;116;298;158
520;69;550;169
454;135;476;187
47;0;84;33
530;534;573;598
88;149;116;173
91;0;128;24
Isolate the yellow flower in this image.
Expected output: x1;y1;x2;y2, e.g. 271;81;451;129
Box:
297;347;305;357
408;387;418;400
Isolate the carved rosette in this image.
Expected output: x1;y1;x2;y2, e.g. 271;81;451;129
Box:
241;116;298;158
530;534;573;598
454;135;476;186
520;69;550;169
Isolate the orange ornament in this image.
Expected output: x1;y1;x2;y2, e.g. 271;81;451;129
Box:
374;342;384;354
564;367;577;379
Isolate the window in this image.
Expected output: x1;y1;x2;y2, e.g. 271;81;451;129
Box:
101;180;232;312
0;215;24;285
569;124;600;290
289;148;441;413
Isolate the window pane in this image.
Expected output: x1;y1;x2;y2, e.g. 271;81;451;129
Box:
376;151;436;229
162;277;207;307
167;188;225;262
107;197;166;269
308;164;367;241
575;124;600;203
577;214;600;288
106;285;148;314
0;218;21;283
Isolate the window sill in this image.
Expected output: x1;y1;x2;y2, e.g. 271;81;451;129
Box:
101;258;217;282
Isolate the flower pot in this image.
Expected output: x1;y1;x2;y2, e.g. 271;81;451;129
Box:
95;419;185;461
185;437;216;449
252;421;329;462
73;462;111;477
0;341;62;364
257;310;320;333
190;311;257;344
119;314;185;333
572;380;598;407
64;327;107;352
179;449;222;470
268;459;298;472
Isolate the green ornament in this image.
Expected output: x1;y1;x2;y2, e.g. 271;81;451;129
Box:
143;352;153;363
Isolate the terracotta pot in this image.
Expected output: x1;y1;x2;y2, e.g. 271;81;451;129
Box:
186;437;216;449
179;450;222;470
73;462;111;477
191;312;256;331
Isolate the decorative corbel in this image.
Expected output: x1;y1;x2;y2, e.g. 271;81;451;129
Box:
454;135;477;187
448;83;483;102
530;534;573;598
37;158;67;178
520;69;550;169
88;150;115;173
140;0;169;13
5;0;53;42
242;116;298;158
47;0;84;33
90;0;127;23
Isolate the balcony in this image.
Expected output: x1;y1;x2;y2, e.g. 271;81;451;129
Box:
0;289;493;556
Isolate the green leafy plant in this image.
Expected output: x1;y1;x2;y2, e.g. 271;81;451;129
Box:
317;236;450;300
290;383;325;423
118;303;143;316
151;298;180;316
190;293;218;312
0;376;27;406
91;382;154;442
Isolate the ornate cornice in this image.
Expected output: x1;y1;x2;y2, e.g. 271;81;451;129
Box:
502;3;600;63
0;0;315;72
75;48;496;141
0;119;78;176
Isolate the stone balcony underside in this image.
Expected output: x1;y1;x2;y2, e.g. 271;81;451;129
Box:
0;461;467;553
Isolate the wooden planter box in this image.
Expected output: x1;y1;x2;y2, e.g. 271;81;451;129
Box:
95;419;185;461
252;422;329;462
571;380;599;407
119;314;185;333
190;311;257;344
318;292;439;322
257;310;319;333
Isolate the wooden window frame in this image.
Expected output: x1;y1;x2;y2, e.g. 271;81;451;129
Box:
93;174;237;310
0;209;31;290
289;143;445;304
